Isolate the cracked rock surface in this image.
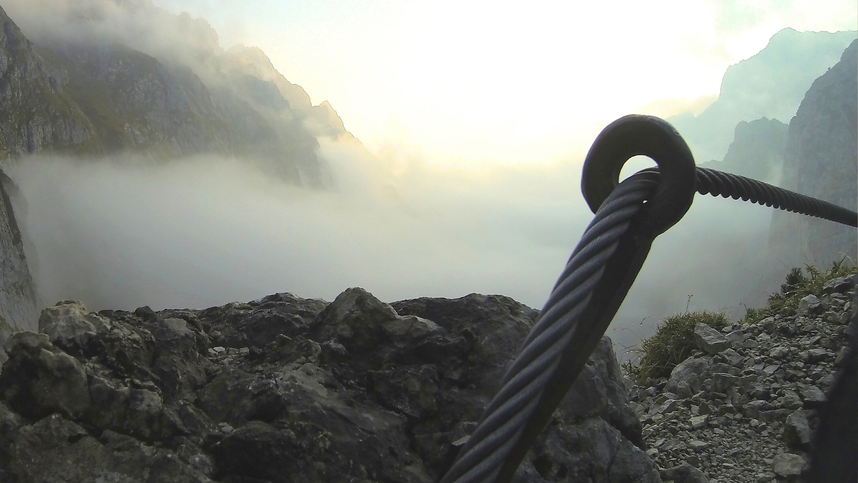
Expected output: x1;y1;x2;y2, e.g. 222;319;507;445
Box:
0;288;658;482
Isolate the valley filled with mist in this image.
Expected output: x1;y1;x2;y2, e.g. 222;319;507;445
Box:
0;0;855;362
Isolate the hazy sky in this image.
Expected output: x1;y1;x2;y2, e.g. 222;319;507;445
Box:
3;0;856;362
151;0;857;166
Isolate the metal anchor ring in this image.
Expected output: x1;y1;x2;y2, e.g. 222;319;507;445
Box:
581;114;697;237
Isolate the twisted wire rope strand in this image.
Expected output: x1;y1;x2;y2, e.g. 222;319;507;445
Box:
694;167;857;226
440;166;857;483
439;174;658;483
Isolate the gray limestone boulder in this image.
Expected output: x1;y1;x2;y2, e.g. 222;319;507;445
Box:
38;300;111;344
797;294;823;316
693;323;731;354
772;452;806;479
783;409;811;449
0;331;91;420
666;356;709;395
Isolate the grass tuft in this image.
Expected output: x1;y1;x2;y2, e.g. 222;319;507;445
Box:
623;258;856;385
742;258;856;325
627;311;729;384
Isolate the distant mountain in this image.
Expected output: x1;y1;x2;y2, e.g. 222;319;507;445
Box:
769;40;858;269
669;28;857;164
0;0;352;186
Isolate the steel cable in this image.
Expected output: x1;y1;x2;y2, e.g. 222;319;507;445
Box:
439;172;660;483
439;112;856;483
694;167;858;227
438;168;857;483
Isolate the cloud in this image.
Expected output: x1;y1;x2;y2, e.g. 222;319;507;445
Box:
1;0;227;85
5;149;590;313
0;0;806;361
6;141;788;364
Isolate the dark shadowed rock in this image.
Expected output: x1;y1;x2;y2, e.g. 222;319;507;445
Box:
0;331;91;420
660;463;710;483
0;287;658;482
783;409;811;449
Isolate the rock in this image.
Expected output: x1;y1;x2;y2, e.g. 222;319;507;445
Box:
823;275;854;294
530;418;660;482
693;323;731;354
690;415;708;429
1;412;211;482
200;293;327;349
779;390;804;410
724;330;746;346
38;300;111;345
772;452;806;478
798;384;826;408
800;348;829;364
783;410;811;449
797;295;823;316
709;373;738;393
0;332;91;420
309;287;445;371
666;357;709;394
660;462;710;483
720;347;744;367
769;345;790;359
0;288;658;482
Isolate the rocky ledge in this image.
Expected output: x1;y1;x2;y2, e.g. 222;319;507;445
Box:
0;288;658;482
630;275;857;483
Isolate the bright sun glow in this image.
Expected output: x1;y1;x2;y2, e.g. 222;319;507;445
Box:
151;0;856;166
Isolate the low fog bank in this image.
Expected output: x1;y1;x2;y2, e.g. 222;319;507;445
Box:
6;144;784;361
5;149;589;313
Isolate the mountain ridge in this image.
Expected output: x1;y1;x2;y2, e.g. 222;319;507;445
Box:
0;1;352;186
669;27;857;164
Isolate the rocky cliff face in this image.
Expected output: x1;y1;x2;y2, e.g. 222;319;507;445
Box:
769;40;858;269
0;170;38;364
0;288;659;482
0;1;349;186
670;28;856;164
0;5;96;158
699;117;787;184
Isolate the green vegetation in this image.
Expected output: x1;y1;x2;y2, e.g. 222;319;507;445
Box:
624;311;729;384
623;259;856;384
741;259;856;325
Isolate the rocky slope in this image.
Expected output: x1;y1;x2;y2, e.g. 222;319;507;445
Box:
669;28;856;164
630;275;857;482
769;40;858;269
0;1;349;185
0;288;659;482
